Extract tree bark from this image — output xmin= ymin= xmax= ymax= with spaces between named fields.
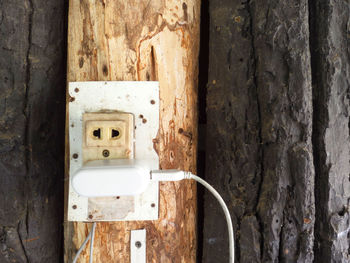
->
xmin=0 ymin=0 xmax=66 ymax=262
xmin=65 ymin=0 xmax=200 ymax=262
xmin=205 ymin=0 xmax=350 ymax=262
xmin=311 ymin=1 xmax=350 ymax=262
xmin=205 ymin=0 xmax=315 ymax=262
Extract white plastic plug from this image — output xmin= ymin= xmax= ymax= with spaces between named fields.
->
xmin=72 ymin=159 xmax=150 ymax=197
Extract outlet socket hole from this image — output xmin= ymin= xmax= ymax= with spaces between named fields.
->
xmin=93 ymin=128 xmax=101 ymax=139
xmin=111 ymin=128 xmax=121 ymax=139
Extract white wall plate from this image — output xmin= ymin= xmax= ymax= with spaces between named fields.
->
xmin=67 ymin=81 xmax=159 ymax=221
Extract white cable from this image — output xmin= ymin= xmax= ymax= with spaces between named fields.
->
xmin=72 ymin=222 xmax=96 ymax=263
xmin=150 ymin=170 xmax=235 ymax=263
xmin=89 ymin=222 xmax=97 ymax=263
xmin=189 ymin=173 xmax=234 ymax=263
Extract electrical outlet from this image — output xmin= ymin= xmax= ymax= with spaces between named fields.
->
xmin=68 ymin=81 xmax=159 ymax=222
xmin=83 ymin=112 xmax=134 ymax=162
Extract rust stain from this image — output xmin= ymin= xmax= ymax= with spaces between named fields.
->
xmin=173 ymin=99 xmax=177 ymax=116
xmin=24 ymin=236 xmax=40 ymax=243
xmin=180 ymin=28 xmax=190 ymax=48
xmin=304 ymin=218 xmax=311 ymax=224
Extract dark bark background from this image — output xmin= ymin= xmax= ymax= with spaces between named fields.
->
xmin=203 ymin=0 xmax=350 ymax=262
xmin=0 ymin=0 xmax=350 ymax=262
xmin=0 ymin=0 xmax=66 ymax=262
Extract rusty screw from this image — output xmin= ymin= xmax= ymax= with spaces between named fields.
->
xmin=150 ymin=99 xmax=155 ymax=105
xmin=73 ymin=153 xmax=78 ymax=159
xmin=88 ymin=214 xmax=93 ymax=219
xmin=151 ymin=203 xmax=156 ymax=208
xmin=102 ymin=149 xmax=110 ymax=157
xmin=72 ymin=205 xmax=77 ymax=209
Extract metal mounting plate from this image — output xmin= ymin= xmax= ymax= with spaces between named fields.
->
xmin=130 ymin=229 xmax=146 ymax=263
xmin=67 ymin=81 xmax=159 ymax=221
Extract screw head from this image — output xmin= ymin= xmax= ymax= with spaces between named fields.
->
xmin=102 ymin=149 xmax=110 ymax=157
xmin=72 ymin=205 xmax=77 ymax=209
xmin=73 ymin=153 xmax=78 ymax=159
xmin=150 ymin=99 xmax=155 ymax=104
xmin=135 ymin=241 xmax=142 ymax=248
xmin=151 ymin=203 xmax=155 ymax=208
xmin=88 ymin=214 xmax=93 ymax=219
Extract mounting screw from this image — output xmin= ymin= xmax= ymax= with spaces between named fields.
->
xmin=150 ymin=99 xmax=155 ymax=105
xmin=72 ymin=205 xmax=77 ymax=209
xmin=102 ymin=149 xmax=110 ymax=157
xmin=88 ymin=214 xmax=93 ymax=219
xmin=72 ymin=153 xmax=78 ymax=159
xmin=135 ymin=241 xmax=142 ymax=248
xmin=151 ymin=203 xmax=156 ymax=208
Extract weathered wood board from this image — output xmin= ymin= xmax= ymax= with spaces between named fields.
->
xmin=64 ymin=0 xmax=200 ymax=262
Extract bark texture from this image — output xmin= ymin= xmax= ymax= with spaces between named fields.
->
xmin=65 ymin=0 xmax=200 ymax=262
xmin=0 ymin=0 xmax=66 ymax=262
xmin=311 ymin=1 xmax=350 ymax=262
xmin=203 ymin=0 xmax=350 ymax=262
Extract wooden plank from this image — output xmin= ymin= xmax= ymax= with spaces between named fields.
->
xmin=64 ymin=0 xmax=200 ymax=262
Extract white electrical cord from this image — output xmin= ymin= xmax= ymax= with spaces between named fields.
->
xmin=89 ymin=222 xmax=96 ymax=263
xmin=151 ymin=170 xmax=235 ymax=263
xmin=72 ymin=222 xmax=96 ymax=263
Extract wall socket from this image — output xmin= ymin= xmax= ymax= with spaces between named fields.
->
xmin=68 ymin=81 xmax=159 ymax=221
xmin=83 ymin=112 xmax=134 ymax=162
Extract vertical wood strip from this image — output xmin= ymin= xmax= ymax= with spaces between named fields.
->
xmin=64 ymin=0 xmax=200 ymax=262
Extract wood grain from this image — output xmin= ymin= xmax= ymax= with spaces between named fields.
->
xmin=64 ymin=0 xmax=200 ymax=262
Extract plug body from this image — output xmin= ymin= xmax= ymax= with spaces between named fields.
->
xmin=72 ymin=159 xmax=150 ymax=197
